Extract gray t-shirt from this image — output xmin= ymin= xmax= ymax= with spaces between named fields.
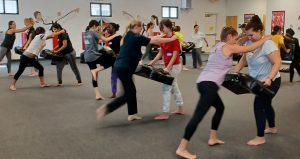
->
xmin=245 ymin=40 xmax=280 ymax=81
xmin=84 ymin=31 xmax=101 ymax=62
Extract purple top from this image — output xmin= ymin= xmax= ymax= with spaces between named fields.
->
xmin=197 ymin=42 xmax=233 ymax=86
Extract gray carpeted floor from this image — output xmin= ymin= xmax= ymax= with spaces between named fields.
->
xmin=0 ymin=55 xmax=300 ymax=159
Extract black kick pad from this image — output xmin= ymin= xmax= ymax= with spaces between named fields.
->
xmin=182 ymin=42 xmax=195 ymax=52
xmin=40 ymin=49 xmax=64 ymax=61
xmin=134 ymin=65 xmax=174 ymax=85
xmin=222 ymin=73 xmax=275 ymax=98
xmin=14 ymin=46 xmax=24 ymax=55
xmin=14 ymin=46 xmax=34 ymax=67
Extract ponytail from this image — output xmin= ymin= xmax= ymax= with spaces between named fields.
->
xmin=121 ymin=19 xmax=142 ymax=45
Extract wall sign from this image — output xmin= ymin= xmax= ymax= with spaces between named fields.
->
xmin=271 ymin=11 xmax=285 ymax=34
xmin=244 ymin=14 xmax=255 ymax=23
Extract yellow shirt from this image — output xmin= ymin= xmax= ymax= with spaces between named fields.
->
xmin=272 ymin=34 xmax=284 ymax=49
xmin=174 ymin=31 xmax=184 ymax=48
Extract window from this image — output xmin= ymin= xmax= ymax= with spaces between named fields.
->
xmin=0 ymin=0 xmax=19 ymax=14
xmin=90 ymin=3 xmax=112 ymax=17
xmin=162 ymin=6 xmax=178 ymax=19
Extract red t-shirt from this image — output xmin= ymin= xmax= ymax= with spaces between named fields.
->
xmin=160 ymin=34 xmax=181 ymax=67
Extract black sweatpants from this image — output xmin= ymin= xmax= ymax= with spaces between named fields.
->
xmin=183 ymin=81 xmax=224 ymax=141
xmin=14 ymin=55 xmax=44 ymax=80
xmin=289 ymin=57 xmax=300 ymax=82
xmin=254 ymin=77 xmax=281 ymax=137
xmin=106 ymin=66 xmax=138 ymax=115
xmin=181 ymin=51 xmax=186 ymax=65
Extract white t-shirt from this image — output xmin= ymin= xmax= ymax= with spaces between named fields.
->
xmin=25 ymin=34 xmax=47 ymax=56
xmin=192 ymin=31 xmax=205 ymax=48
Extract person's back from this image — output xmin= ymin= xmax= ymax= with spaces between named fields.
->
xmin=197 ymin=42 xmax=232 ymax=86
xmin=174 ymin=31 xmax=184 ymax=48
xmin=24 ymin=34 xmax=46 ymax=56
xmin=291 ymin=37 xmax=300 ymax=59
xmin=84 ymin=31 xmax=100 ymax=62
xmin=272 ymin=34 xmax=284 ymax=50
xmin=116 ymin=31 xmax=149 ymax=71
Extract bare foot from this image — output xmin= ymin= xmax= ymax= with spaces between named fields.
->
xmin=96 ymin=104 xmax=108 ymax=122
xmin=74 ymin=82 xmax=82 ymax=86
xmin=40 ymin=84 xmax=50 ymax=88
xmin=109 ymin=93 xmax=117 ymax=99
xmin=128 ymin=114 xmax=143 ymax=121
xmin=208 ymin=138 xmax=225 ymax=146
xmin=9 ymin=85 xmax=16 ymax=91
xmin=176 ymin=149 xmax=197 ymax=159
xmin=28 ymin=73 xmax=38 ymax=77
xmin=247 ymin=137 xmax=266 ymax=146
xmin=96 ymin=96 xmax=105 ymax=100
xmin=265 ymin=127 xmax=278 ymax=134
xmin=171 ymin=106 xmax=184 ymax=115
xmin=154 ymin=113 xmax=169 ymax=120
xmin=56 ymin=84 xmax=63 ymax=87
xmin=8 ymin=73 xmax=14 ymax=77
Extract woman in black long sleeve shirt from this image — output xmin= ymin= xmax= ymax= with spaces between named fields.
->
xmin=96 ymin=19 xmax=177 ymax=122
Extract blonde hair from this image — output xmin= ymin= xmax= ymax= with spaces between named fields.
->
xmin=121 ymin=19 xmax=142 ymax=45
xmin=24 ymin=17 xmax=35 ymax=25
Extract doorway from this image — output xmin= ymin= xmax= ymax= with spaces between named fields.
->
xmin=226 ymin=16 xmax=238 ymax=31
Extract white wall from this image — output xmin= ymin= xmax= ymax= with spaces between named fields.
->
xmin=226 ymin=0 xmax=300 ymax=40
xmin=226 ymin=0 xmax=267 ymax=33
xmin=0 ymin=0 xmax=227 ymax=59
xmin=177 ymin=0 xmax=227 ymax=42
xmin=1 ymin=0 xmax=300 ymax=60
xmin=266 ymin=0 xmax=300 ymax=39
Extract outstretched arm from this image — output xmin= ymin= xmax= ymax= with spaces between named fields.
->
xmin=46 ymin=29 xmax=65 ymax=39
xmin=224 ymin=35 xmax=271 ymax=56
xmin=149 ymin=35 xmax=178 ymax=45
xmin=8 ymin=25 xmax=32 ymax=34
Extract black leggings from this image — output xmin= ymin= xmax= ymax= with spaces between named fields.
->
xmin=181 ymin=51 xmax=186 ymax=65
xmin=289 ymin=57 xmax=300 ymax=82
xmin=183 ymin=81 xmax=224 ymax=141
xmin=14 ymin=55 xmax=44 ymax=80
xmin=106 ymin=66 xmax=137 ymax=115
xmin=86 ymin=55 xmax=116 ymax=88
xmin=254 ymin=77 xmax=281 ymax=137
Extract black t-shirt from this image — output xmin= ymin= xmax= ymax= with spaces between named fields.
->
xmin=58 ymin=33 xmax=74 ymax=54
xmin=292 ymin=38 xmax=300 ymax=59
xmin=0 ymin=30 xmax=16 ymax=49
xmin=109 ymin=35 xmax=122 ymax=55
xmin=27 ymin=27 xmax=35 ymax=40
xmin=284 ymin=37 xmax=300 ymax=59
xmin=114 ymin=31 xmax=150 ymax=72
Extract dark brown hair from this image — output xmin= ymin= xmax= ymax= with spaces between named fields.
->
xmin=159 ymin=19 xmax=173 ymax=32
xmin=151 ymin=15 xmax=159 ymax=26
xmin=271 ymin=25 xmax=281 ymax=35
xmin=8 ymin=21 xmax=14 ymax=29
xmin=173 ymin=26 xmax=181 ymax=32
xmin=220 ymin=26 xmax=238 ymax=42
xmin=146 ymin=22 xmax=153 ymax=30
xmin=245 ymin=15 xmax=264 ymax=32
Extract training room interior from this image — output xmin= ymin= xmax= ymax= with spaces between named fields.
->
xmin=0 ymin=0 xmax=300 ymax=158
